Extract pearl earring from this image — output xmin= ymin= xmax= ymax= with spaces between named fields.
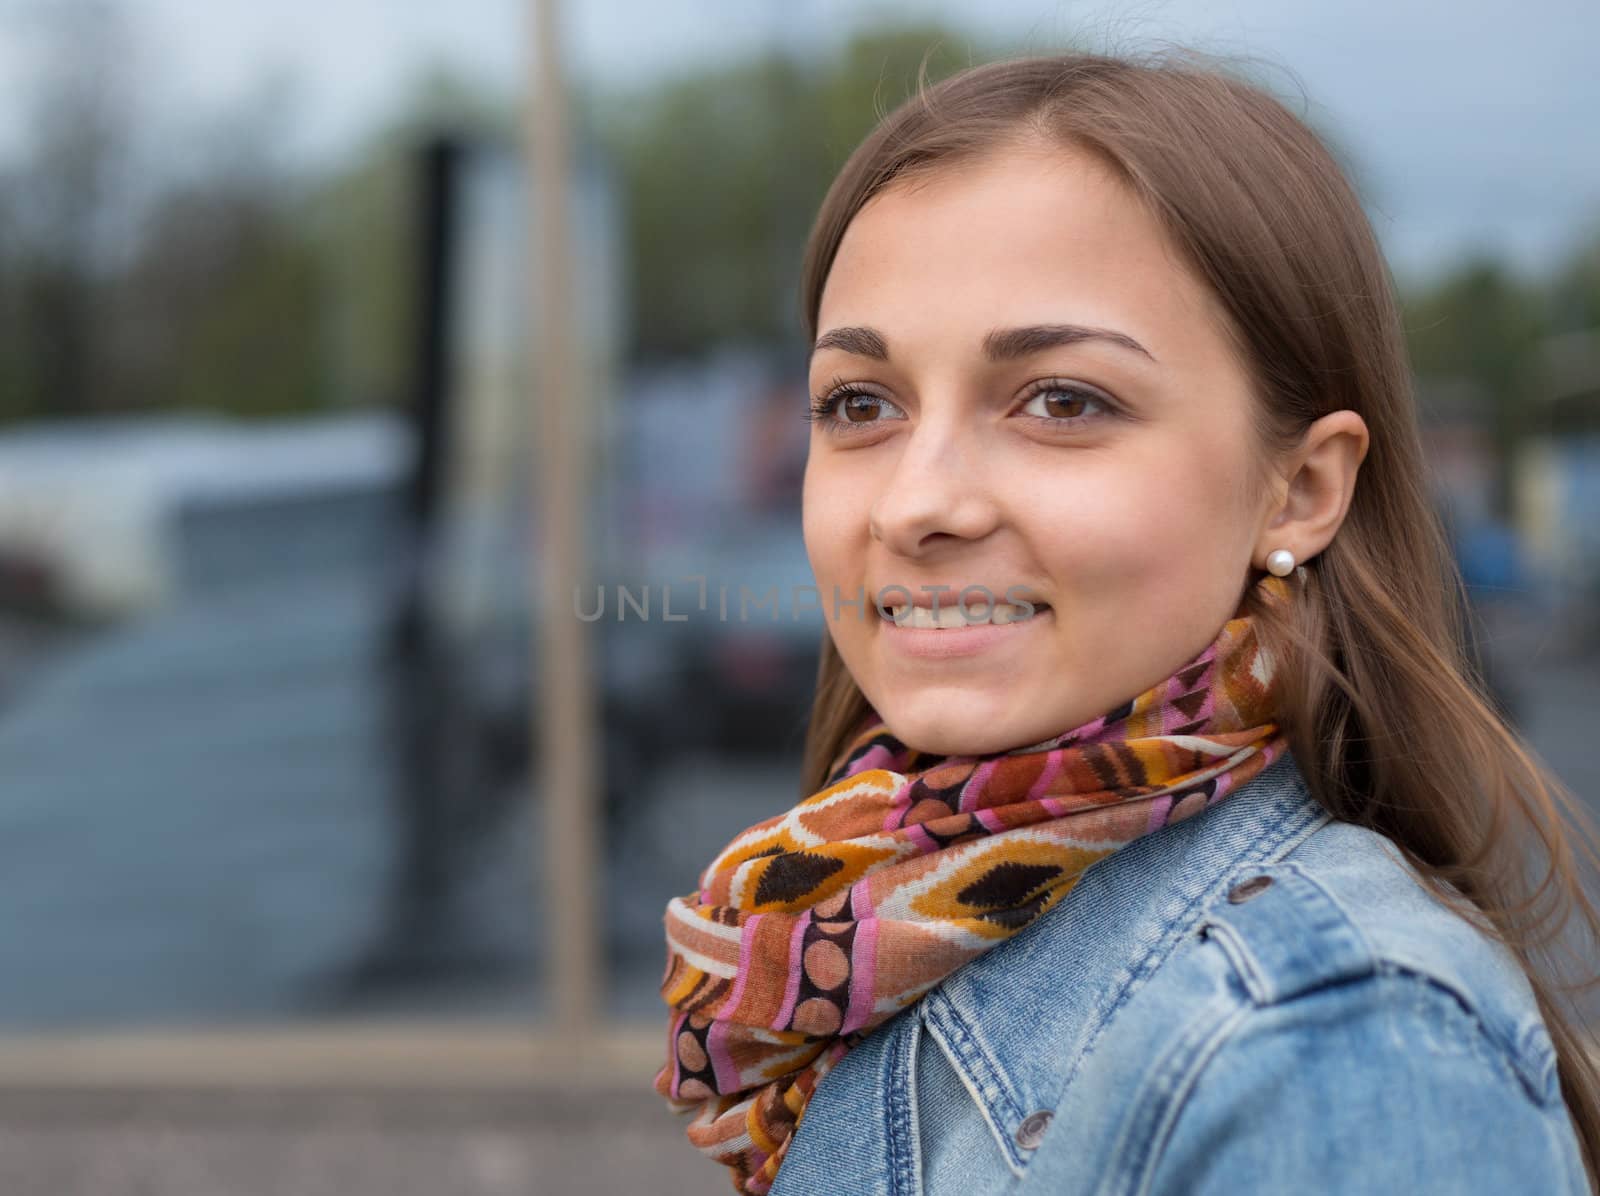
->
xmin=1265 ymin=549 xmax=1296 ymax=577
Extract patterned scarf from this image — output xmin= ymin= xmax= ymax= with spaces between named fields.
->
xmin=655 ymin=571 xmax=1295 ymax=1193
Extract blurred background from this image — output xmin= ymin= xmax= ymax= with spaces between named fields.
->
xmin=0 ymin=0 xmax=1595 ymax=1192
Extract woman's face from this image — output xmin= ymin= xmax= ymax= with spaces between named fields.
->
xmin=802 ymin=140 xmax=1282 ymax=757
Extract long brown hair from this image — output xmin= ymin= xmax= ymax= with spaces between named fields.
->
xmin=794 ymin=48 xmax=1600 ymax=1186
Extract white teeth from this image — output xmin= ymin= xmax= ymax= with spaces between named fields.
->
xmin=887 ymin=602 xmax=1044 ymax=629
xmin=990 ymin=603 xmax=1041 ymax=625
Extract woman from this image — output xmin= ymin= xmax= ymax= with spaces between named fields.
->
xmin=654 ymin=49 xmax=1600 ymax=1194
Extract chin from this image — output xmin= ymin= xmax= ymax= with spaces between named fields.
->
xmin=876 ymin=692 xmax=1048 ymax=758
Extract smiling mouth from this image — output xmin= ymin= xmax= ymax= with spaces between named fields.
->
xmin=881 ymin=601 xmax=1052 ymax=629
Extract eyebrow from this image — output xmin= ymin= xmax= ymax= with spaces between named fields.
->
xmin=810 ymin=323 xmax=1157 ymax=364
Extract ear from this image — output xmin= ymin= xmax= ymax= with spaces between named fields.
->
xmin=1254 ymin=410 xmax=1370 ymax=570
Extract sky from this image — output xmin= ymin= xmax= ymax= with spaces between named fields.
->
xmin=8 ymin=0 xmax=1600 ymax=285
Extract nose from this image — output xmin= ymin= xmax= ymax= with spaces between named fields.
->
xmin=867 ymin=418 xmax=1001 ymax=557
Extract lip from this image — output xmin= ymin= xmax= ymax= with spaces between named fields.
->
xmin=878 ymin=606 xmax=1054 ymax=659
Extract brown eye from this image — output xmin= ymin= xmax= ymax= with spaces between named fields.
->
xmin=807 ymin=385 xmax=907 ymax=435
xmin=1042 ymin=393 xmax=1090 ymax=418
xmin=842 ymin=395 xmax=882 ymax=423
xmin=1020 ymin=384 xmax=1112 ymax=425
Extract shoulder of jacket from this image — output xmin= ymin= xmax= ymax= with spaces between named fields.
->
xmin=1195 ymin=816 xmax=1560 ymax=1106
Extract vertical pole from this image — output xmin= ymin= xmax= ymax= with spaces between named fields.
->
xmin=526 ymin=0 xmax=600 ymax=1036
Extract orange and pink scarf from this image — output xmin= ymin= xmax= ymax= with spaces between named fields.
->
xmin=656 ymin=571 xmax=1294 ymax=1193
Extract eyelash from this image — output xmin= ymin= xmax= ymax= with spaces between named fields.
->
xmin=805 ymin=375 xmax=1118 ymax=436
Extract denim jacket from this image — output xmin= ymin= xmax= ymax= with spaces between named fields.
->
xmin=770 ymin=750 xmax=1590 ymax=1195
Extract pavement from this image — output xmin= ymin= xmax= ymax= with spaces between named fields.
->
xmin=0 ymin=1087 xmax=726 ymax=1196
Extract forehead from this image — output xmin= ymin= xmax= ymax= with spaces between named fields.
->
xmin=815 ymin=143 xmax=1231 ymax=364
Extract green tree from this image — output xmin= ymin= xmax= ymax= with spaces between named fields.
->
xmin=104 ymin=68 xmax=337 ymax=419
xmin=1402 ymin=258 xmax=1548 ymax=519
xmin=117 ymin=177 xmax=330 ymax=417
xmin=306 ymin=62 xmax=517 ymax=411
xmin=1547 ymin=221 xmax=1600 ymax=336
xmin=0 ymin=0 xmax=137 ymax=421
xmin=593 ymin=26 xmax=993 ymax=363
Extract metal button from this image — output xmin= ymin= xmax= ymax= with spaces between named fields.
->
xmin=1015 ymin=1109 xmax=1054 ymax=1149
xmin=1227 ymin=875 xmax=1273 ymax=903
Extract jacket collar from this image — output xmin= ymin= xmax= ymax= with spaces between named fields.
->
xmin=916 ymin=748 xmax=1330 ymax=1178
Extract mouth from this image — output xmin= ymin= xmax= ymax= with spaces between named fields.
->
xmin=879 ymin=600 xmax=1052 ymax=629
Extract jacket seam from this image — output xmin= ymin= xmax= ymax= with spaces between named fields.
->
xmin=1285 ymin=858 xmax=1379 ymax=962
xmin=1198 ymin=868 xmax=1541 ymax=1093
xmin=1123 ymin=967 xmax=1575 ymax=1196
xmin=1373 ymin=959 xmax=1556 ymax=1106
xmin=1519 ymin=1019 xmax=1562 ymax=1108
xmin=922 ymin=995 xmax=1029 ymax=1179
xmin=888 ymin=1007 xmax=921 ymax=1196
xmin=1542 ymin=1094 xmax=1591 ymax=1190
xmin=1277 ymin=854 xmax=1553 ymax=1105
xmin=1118 ymin=997 xmax=1253 ymax=1196
xmin=1053 ymin=791 xmax=1329 ymax=1094
xmin=1326 ymin=834 xmax=1544 ymax=1077
xmin=1194 ymin=918 xmax=1267 ymax=1003
xmin=1199 ymin=861 xmax=1378 ymax=1007
xmin=1268 ymin=799 xmax=1335 ymax=863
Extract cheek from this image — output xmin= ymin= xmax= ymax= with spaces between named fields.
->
xmin=801 ymin=453 xmax=866 ymax=588
xmin=1026 ymin=433 xmax=1254 ymax=591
